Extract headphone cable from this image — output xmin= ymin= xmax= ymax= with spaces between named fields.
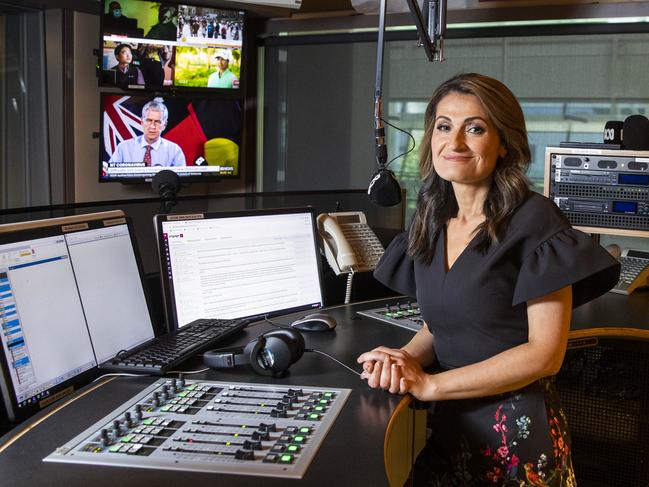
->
xmin=305 ymin=348 xmax=362 ymax=377
xmin=263 ymin=315 xmax=292 ymax=329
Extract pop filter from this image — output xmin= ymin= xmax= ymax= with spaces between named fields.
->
xmin=152 ymin=170 xmax=181 ymax=214
xmin=368 ymin=167 xmax=402 ymax=207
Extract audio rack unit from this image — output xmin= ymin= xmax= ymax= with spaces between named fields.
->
xmin=545 ymin=147 xmax=649 ymax=237
xmin=44 ymin=379 xmax=350 ymax=478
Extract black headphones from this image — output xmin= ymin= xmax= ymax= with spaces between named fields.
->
xmin=203 ymin=329 xmax=305 ymax=377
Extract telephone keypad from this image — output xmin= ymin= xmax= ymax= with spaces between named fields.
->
xmin=341 ymin=224 xmax=384 ymax=271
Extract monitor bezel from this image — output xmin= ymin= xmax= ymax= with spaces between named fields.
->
xmin=98 ymin=91 xmax=245 ymax=184
xmin=153 ymin=207 xmax=326 ymax=332
xmin=0 ymin=213 xmax=155 ymax=423
xmin=98 ymin=0 xmax=247 ymax=94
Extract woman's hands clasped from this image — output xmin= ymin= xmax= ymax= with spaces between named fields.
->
xmin=357 ymin=346 xmax=433 ymax=400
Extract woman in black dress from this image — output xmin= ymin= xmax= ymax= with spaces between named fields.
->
xmin=357 ymin=73 xmax=620 ymax=486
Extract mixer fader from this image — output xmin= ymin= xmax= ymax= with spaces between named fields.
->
xmin=44 ymin=378 xmax=350 ymax=478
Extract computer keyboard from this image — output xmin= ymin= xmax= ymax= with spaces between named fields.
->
xmin=102 ymin=318 xmax=249 ymax=375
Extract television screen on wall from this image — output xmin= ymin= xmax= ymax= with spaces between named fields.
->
xmin=99 ymin=0 xmax=245 ymax=91
xmin=99 ymin=93 xmax=244 ymax=183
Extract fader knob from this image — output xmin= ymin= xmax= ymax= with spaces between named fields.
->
xmin=152 ymin=392 xmax=160 ymax=407
xmin=100 ymin=428 xmax=110 ymax=447
xmin=135 ymin=404 xmax=143 ymax=420
xmin=124 ymin=411 xmax=133 ymax=427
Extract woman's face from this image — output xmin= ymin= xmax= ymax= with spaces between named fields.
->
xmin=430 ymin=92 xmax=506 ymax=188
xmin=116 ymin=47 xmax=132 ymax=64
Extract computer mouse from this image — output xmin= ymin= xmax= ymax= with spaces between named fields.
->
xmin=290 ymin=313 xmax=337 ymax=332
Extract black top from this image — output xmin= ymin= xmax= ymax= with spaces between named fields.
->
xmin=374 ymin=192 xmax=621 ymax=370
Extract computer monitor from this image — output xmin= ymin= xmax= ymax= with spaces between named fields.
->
xmin=100 ymin=0 xmax=245 ymax=92
xmin=99 ymin=93 xmax=243 ymax=183
xmin=154 ymin=207 xmax=325 ymax=329
xmin=0 ymin=212 xmax=155 ymax=422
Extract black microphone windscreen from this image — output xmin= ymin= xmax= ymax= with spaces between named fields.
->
xmin=152 ymin=169 xmax=181 ymax=197
xmin=623 ymin=115 xmax=649 ymax=150
xmin=368 ymin=169 xmax=402 ymax=207
xmin=603 ymin=120 xmax=623 ymax=145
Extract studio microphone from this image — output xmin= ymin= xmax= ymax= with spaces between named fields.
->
xmin=368 ymin=96 xmax=402 ymax=207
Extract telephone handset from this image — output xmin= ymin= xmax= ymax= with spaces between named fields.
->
xmin=317 ymin=211 xmax=385 ymax=275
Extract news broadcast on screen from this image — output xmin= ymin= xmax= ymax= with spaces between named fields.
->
xmin=100 ymin=93 xmax=243 ymax=182
xmin=100 ymin=0 xmax=244 ymax=91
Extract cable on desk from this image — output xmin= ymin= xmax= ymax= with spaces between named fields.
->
xmin=166 ymin=367 xmax=210 ymax=375
xmin=92 ymin=372 xmax=152 ymax=383
xmin=0 ymin=376 xmax=118 ymax=454
xmin=305 ymin=348 xmax=362 ymax=376
xmin=263 ymin=315 xmax=291 ymax=329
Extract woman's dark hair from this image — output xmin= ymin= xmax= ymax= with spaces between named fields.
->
xmin=408 ymin=73 xmax=531 ymax=263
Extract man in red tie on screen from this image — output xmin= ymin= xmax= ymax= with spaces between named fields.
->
xmin=109 ymin=98 xmax=186 ymax=167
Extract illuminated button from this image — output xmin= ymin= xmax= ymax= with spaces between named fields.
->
xmin=160 ymin=405 xmax=171 ymax=412
xmin=314 ymin=406 xmax=325 ymax=412
xmin=108 ymin=444 xmax=122 ymax=453
xmin=120 ymin=435 xmax=134 ymax=443
xmin=143 ymin=419 xmax=154 ymax=425
xmin=287 ymin=444 xmax=301 ymax=453
xmin=323 ymin=392 xmax=334 ymax=398
xmin=308 ymin=413 xmax=321 ymax=420
xmin=299 ymin=427 xmax=311 ymax=434
xmin=279 ymin=454 xmax=294 ymax=464
xmin=293 ymin=435 xmax=306 ymax=444
xmin=318 ymin=399 xmax=330 ymax=405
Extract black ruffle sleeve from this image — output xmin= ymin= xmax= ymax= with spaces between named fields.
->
xmin=373 ymin=232 xmax=417 ymax=299
xmin=512 ymin=227 xmax=620 ymax=308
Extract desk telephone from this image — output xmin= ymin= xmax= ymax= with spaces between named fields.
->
xmin=611 ymin=249 xmax=649 ymax=295
xmin=316 ymin=211 xmax=384 ymax=275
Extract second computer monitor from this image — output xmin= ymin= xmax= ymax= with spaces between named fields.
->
xmin=154 ymin=207 xmax=325 ymax=329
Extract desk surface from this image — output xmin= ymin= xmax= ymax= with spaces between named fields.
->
xmin=2 ymin=292 xmax=648 ymax=487
xmin=568 ymin=288 xmax=649 ymax=339
xmin=0 ymin=302 xmax=416 ymax=487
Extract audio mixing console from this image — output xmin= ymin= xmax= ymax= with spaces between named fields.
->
xmin=357 ymin=301 xmax=423 ymax=332
xmin=44 ymin=379 xmax=350 ymax=479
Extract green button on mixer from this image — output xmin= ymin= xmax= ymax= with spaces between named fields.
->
xmin=279 ymin=454 xmax=294 ymax=464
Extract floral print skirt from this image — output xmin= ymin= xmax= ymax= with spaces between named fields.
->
xmin=412 ymin=379 xmax=576 ymax=486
